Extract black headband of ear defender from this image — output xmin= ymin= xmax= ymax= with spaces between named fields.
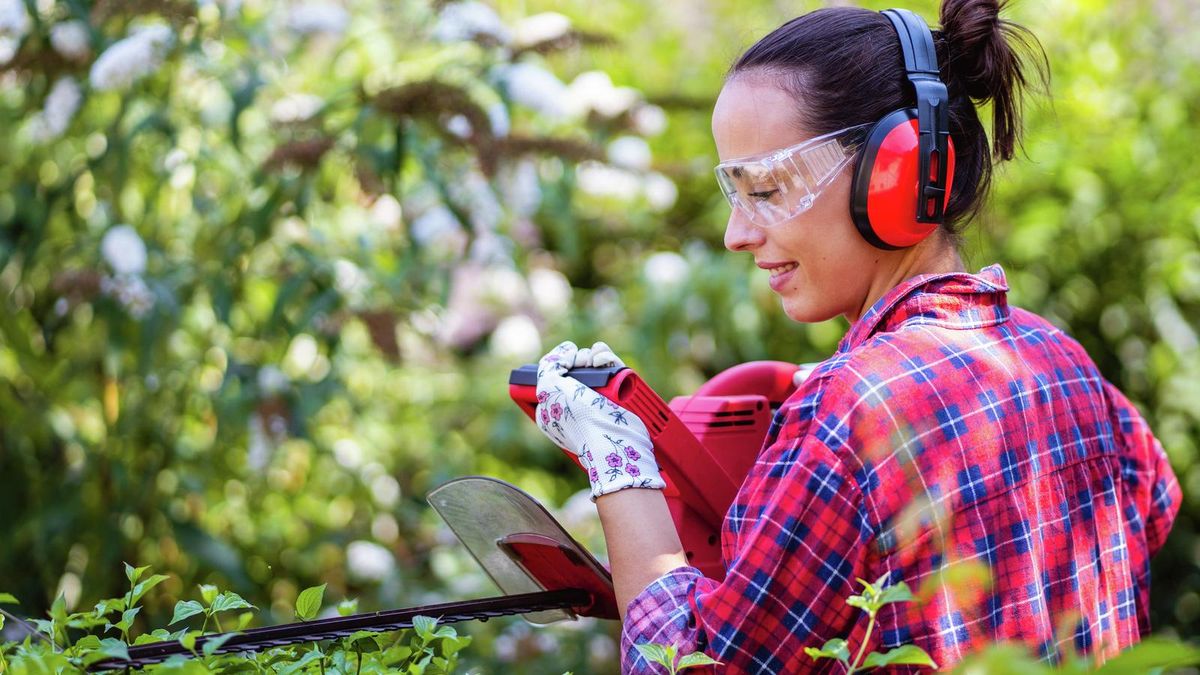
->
xmin=880 ymin=8 xmax=951 ymax=224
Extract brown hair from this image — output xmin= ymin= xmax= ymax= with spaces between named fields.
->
xmin=730 ymin=0 xmax=1049 ymax=234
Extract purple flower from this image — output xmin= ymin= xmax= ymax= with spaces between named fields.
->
xmin=551 ymin=403 xmax=563 ymax=420
xmin=588 ymin=467 xmax=599 ymax=482
xmin=624 ymin=446 xmax=640 ymax=461
xmin=540 ymin=407 xmax=549 ymax=424
xmin=584 ymin=450 xmax=593 ymax=462
xmin=606 ymin=453 xmax=622 ymax=468
xmin=536 ymin=391 xmax=549 ymax=403
xmin=626 ymin=463 xmax=640 ymax=477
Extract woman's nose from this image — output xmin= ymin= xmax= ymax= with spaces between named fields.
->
xmin=724 ymin=209 xmax=765 ymax=252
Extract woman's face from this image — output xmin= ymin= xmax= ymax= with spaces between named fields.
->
xmin=713 ymin=75 xmax=886 ymax=324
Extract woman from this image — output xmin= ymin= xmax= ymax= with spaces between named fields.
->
xmin=533 ymin=0 xmax=1179 ymax=671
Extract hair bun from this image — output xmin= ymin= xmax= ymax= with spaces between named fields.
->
xmin=939 ymin=0 xmax=1047 ymax=160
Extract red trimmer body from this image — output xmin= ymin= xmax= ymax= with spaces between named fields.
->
xmin=508 ymin=361 xmax=799 ymax=579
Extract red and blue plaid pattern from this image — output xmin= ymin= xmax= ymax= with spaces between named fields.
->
xmin=621 ymin=265 xmax=1180 ymax=673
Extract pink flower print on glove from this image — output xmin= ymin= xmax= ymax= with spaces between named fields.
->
xmin=540 ymin=407 xmax=550 ymax=425
xmin=626 ymin=463 xmax=641 ymax=477
xmin=624 ymin=446 xmax=640 ymax=462
xmin=588 ymin=467 xmax=599 ymax=482
xmin=551 ymin=403 xmax=563 ymax=420
xmin=606 ymin=453 xmax=622 ymax=468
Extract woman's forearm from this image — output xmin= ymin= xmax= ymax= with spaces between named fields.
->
xmin=595 ymin=488 xmax=690 ymax=620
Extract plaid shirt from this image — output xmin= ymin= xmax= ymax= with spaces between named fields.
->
xmin=621 ymin=264 xmax=1180 ymax=673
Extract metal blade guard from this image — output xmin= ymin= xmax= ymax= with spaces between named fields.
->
xmin=427 ymin=476 xmax=618 ymax=624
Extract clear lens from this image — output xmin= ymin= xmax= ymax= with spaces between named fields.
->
xmin=714 ymin=124 xmax=869 ymax=226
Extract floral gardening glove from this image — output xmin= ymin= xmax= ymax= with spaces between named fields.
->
xmin=535 ymin=341 xmax=665 ymax=499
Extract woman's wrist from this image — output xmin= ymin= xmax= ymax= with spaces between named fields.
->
xmin=595 ymin=488 xmax=689 ymax=620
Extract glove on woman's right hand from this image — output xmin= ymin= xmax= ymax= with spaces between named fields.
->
xmin=534 ymin=341 xmax=665 ymax=500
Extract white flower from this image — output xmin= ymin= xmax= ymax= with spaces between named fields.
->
xmin=493 ymin=634 xmax=518 ymax=662
xmin=247 ymin=414 xmax=272 ymax=470
xmin=371 ymin=474 xmax=400 ymax=507
xmin=643 ymin=172 xmax=678 ymax=211
xmin=333 ymin=258 xmax=370 ymax=303
xmin=498 ymin=160 xmax=541 ymax=217
xmin=588 ymin=634 xmax=616 ymax=662
xmin=89 ymin=24 xmax=174 ymax=92
xmin=346 ymin=540 xmax=395 ymax=583
xmin=445 ymin=114 xmax=472 ymax=138
xmin=49 ymin=20 xmax=90 ymax=61
xmin=567 ymin=71 xmax=638 ymax=118
xmin=101 ymin=224 xmax=147 ymax=275
xmin=29 ymin=77 xmax=82 ymax=142
xmin=489 ymin=314 xmax=541 ymax=361
xmin=486 ymin=101 xmax=509 ymax=137
xmin=502 ymin=62 xmax=569 ymax=119
xmin=643 ymin=251 xmax=689 ymax=287
xmin=287 ymin=2 xmax=349 ymax=36
xmin=632 ymin=104 xmax=667 ymax=136
xmin=409 ymin=204 xmax=463 ymax=246
xmin=256 ymin=365 xmax=290 ymax=395
xmin=528 ymin=267 xmax=571 ymax=319
xmin=557 ymin=488 xmax=596 ymax=530
xmin=333 ymin=438 xmax=363 ymax=468
xmin=432 ymin=1 xmax=510 ymax=45
xmin=101 ymin=274 xmax=155 ymax=318
xmin=369 ymin=194 xmax=402 ymax=231
xmin=512 ymin=12 xmax=570 ymax=48
xmin=450 ymin=170 xmax=502 ymax=232
xmin=576 ymin=161 xmax=639 ymax=200
xmin=0 ymin=0 xmax=29 ymax=65
xmin=606 ymin=136 xmax=652 ymax=171
xmin=269 ymin=93 xmax=324 ymax=123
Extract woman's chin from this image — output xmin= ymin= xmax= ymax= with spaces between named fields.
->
xmin=780 ymin=294 xmax=841 ymax=324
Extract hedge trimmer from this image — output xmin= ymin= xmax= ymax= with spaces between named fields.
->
xmin=86 ymin=361 xmax=799 ymax=670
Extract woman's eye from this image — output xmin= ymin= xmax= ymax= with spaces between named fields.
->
xmin=748 ymin=189 xmax=778 ymax=202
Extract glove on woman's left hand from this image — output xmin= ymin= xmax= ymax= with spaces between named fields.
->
xmin=535 ymin=341 xmax=665 ymax=499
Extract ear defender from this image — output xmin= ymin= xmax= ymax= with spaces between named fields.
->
xmin=850 ymin=8 xmax=956 ymax=250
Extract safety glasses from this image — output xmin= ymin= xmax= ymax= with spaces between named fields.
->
xmin=714 ymin=123 xmax=871 ymax=226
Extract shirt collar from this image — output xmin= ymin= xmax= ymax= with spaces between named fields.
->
xmin=837 ymin=264 xmax=1011 ymax=354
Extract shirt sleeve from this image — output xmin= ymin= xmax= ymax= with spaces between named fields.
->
xmin=1105 ymin=380 xmax=1181 ymax=556
xmin=620 ymin=426 xmax=871 ymax=672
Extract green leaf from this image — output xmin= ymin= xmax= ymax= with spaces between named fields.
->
xmin=295 ymin=583 xmax=326 ymax=621
xmin=98 ymin=638 xmax=131 ymax=662
xmin=345 ymin=630 xmax=381 ymax=653
xmin=199 ymin=584 xmax=219 ymax=606
xmin=846 ymin=594 xmax=874 ymax=613
xmin=862 ymin=644 xmax=938 ymax=669
xmin=180 ymin=630 xmax=202 ymax=655
xmin=94 ymin=597 xmax=127 ymax=616
xmin=277 ymin=648 xmax=324 ymax=675
xmin=337 ymin=598 xmax=359 ymax=616
xmin=170 ymin=600 xmax=205 ymax=625
xmin=634 ymin=642 xmax=673 ymax=669
xmin=1095 ymin=637 xmax=1200 ymax=672
xmin=876 ymin=581 xmax=915 ymax=606
xmin=236 ymin=611 xmax=254 ymax=630
xmin=124 ymin=563 xmax=150 ymax=585
xmin=202 ymin=631 xmax=239 ymax=657
xmin=0 ymin=592 xmax=18 ymax=604
xmin=804 ymin=638 xmax=850 ymax=664
xmin=112 ymin=606 xmax=141 ymax=633
xmin=412 ymin=615 xmax=436 ymax=641
xmin=677 ymin=651 xmax=723 ymax=669
xmin=211 ymin=591 xmax=255 ymax=614
xmin=130 ymin=574 xmax=170 ymax=605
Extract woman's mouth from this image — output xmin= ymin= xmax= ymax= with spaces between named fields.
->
xmin=764 ymin=262 xmax=798 ymax=291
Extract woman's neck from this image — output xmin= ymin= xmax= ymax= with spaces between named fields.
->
xmin=847 ymin=233 xmax=966 ymax=324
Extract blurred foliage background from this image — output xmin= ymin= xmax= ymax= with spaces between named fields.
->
xmin=0 ymin=0 xmax=1196 ymax=672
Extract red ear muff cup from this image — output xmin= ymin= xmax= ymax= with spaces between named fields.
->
xmin=851 ymin=109 xmax=956 ymax=250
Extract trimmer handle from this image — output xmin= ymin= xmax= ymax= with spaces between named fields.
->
xmin=508 ymin=364 xmax=739 ymax=528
